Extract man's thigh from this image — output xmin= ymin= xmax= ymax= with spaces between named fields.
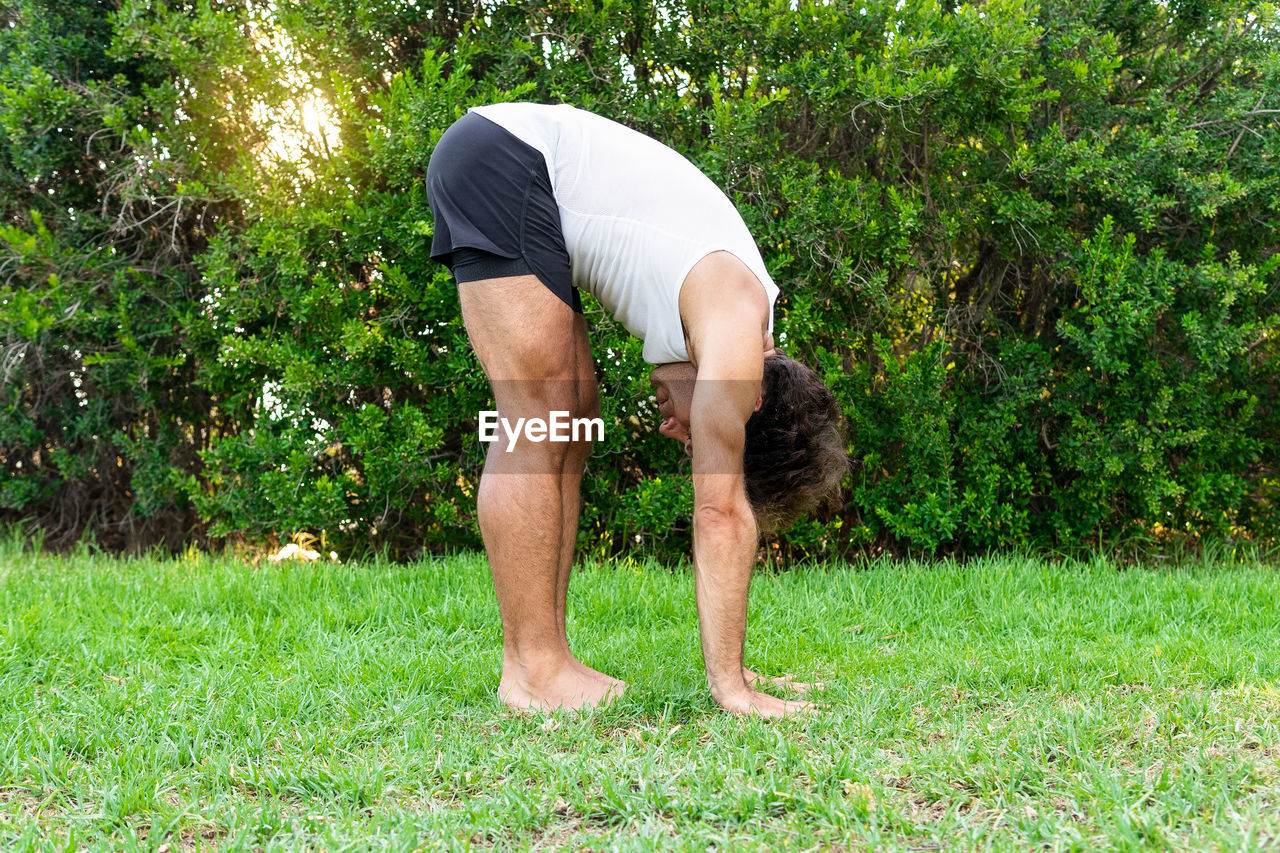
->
xmin=458 ymin=274 xmax=582 ymax=397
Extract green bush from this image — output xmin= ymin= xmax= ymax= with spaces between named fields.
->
xmin=2 ymin=0 xmax=1276 ymax=558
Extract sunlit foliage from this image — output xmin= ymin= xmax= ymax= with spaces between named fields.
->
xmin=1 ymin=0 xmax=1276 ymax=558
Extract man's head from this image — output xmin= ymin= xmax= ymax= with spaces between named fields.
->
xmin=743 ymin=353 xmax=847 ymax=532
xmin=649 ymin=354 xmax=847 ymax=532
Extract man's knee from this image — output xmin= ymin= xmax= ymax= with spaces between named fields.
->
xmin=575 ymin=384 xmax=601 ymax=426
xmin=492 ymin=346 xmax=596 ymax=420
xmin=492 ymin=376 xmax=585 ymax=419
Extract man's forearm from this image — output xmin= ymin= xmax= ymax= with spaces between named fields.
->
xmin=691 ymin=501 xmax=757 ymax=703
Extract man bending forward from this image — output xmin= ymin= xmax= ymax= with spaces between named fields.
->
xmin=427 ymin=103 xmax=845 ymax=717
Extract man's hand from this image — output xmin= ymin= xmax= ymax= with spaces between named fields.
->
xmin=743 ymin=667 xmax=824 ymax=697
xmin=713 ymin=686 xmax=814 ymax=717
xmin=709 ymin=668 xmax=820 ymax=717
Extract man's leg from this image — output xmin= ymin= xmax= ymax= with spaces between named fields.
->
xmin=551 ymin=313 xmax=623 ymax=691
xmin=460 ymin=274 xmax=622 ymax=710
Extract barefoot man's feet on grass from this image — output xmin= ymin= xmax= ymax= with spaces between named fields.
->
xmin=427 ymin=103 xmax=845 ymax=717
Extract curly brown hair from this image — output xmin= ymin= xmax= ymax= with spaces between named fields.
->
xmin=743 ymin=353 xmax=848 ymax=533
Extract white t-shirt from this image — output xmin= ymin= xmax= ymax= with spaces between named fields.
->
xmin=469 ymin=102 xmax=779 ymax=365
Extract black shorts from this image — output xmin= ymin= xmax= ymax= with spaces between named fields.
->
xmin=426 ymin=111 xmax=581 ymax=312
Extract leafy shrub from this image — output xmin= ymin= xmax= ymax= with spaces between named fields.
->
xmin=2 ymin=0 xmax=1276 ymax=559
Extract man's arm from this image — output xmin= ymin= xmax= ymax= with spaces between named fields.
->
xmin=683 ymin=255 xmax=810 ymax=717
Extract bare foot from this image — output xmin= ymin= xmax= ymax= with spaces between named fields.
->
xmin=499 ymin=660 xmax=626 ymax=712
xmin=742 ymin=667 xmax=824 ymax=697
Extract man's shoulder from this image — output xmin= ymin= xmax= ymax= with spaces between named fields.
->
xmin=681 ymin=254 xmax=772 ymax=351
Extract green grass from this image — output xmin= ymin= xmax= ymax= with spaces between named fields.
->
xmin=0 ymin=539 xmax=1277 ymax=851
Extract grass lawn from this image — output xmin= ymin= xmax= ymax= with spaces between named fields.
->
xmin=1 ymin=540 xmax=1278 ymax=851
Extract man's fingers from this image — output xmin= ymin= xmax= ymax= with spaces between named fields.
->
xmin=743 ymin=668 xmax=825 ymax=695
xmin=776 ymin=676 xmax=825 ymax=695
